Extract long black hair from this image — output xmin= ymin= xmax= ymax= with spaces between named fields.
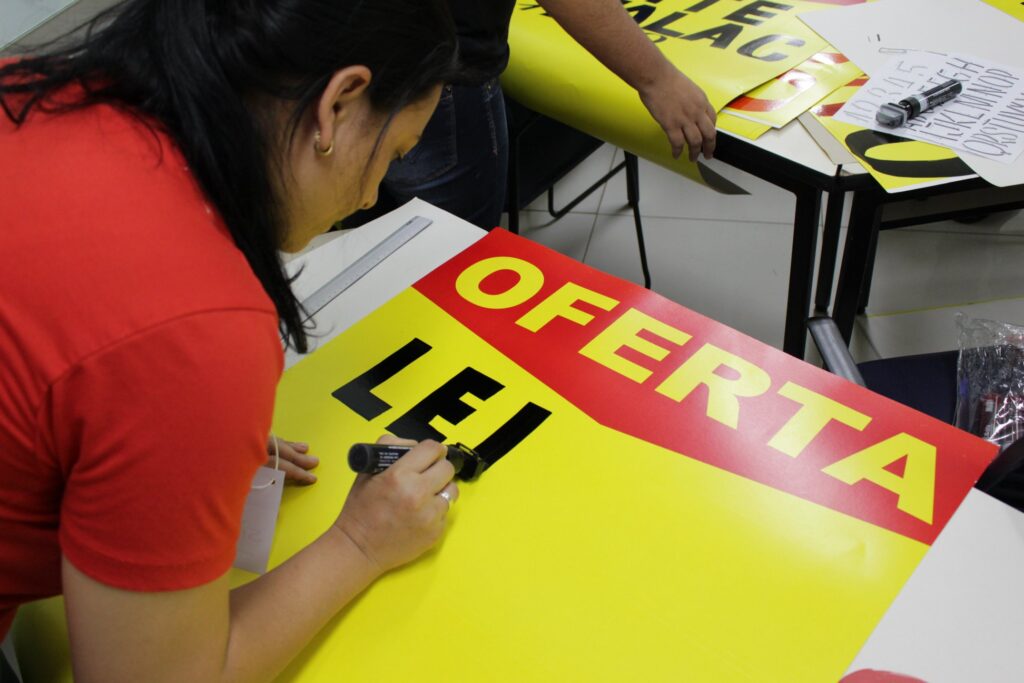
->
xmin=0 ymin=0 xmax=461 ymax=352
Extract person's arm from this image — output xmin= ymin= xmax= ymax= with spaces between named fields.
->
xmin=536 ymin=0 xmax=717 ymax=161
xmin=63 ymin=436 xmax=458 ymax=683
xmin=50 ymin=311 xmax=459 ymax=683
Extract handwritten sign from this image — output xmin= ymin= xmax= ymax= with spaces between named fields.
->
xmin=836 ymin=52 xmax=1024 ymax=165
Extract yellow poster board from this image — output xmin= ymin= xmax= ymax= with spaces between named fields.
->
xmin=717 ymin=111 xmax=773 ymax=140
xmin=725 ymin=50 xmax=862 ymax=130
xmin=11 ymin=228 xmax=997 ymax=682
xmin=504 ymin=0 xmax=829 ymax=180
xmin=266 ymin=295 xmax=920 ymax=681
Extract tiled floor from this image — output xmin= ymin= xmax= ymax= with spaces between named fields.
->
xmin=500 ymin=144 xmax=1024 ymax=365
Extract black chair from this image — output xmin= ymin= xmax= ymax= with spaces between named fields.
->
xmin=808 ymin=315 xmax=1024 ymax=509
xmin=503 ymin=95 xmax=652 ymax=288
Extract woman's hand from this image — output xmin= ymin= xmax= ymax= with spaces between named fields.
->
xmin=266 ymin=435 xmax=319 ymax=484
xmin=333 ymin=435 xmax=458 ymax=574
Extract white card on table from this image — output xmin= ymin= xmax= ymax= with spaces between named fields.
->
xmin=233 ymin=466 xmax=285 ymax=574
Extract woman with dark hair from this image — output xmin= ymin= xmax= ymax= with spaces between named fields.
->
xmin=0 ymin=1 xmax=463 ymax=680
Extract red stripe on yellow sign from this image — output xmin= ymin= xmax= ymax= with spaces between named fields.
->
xmin=414 ymin=230 xmax=996 ymax=544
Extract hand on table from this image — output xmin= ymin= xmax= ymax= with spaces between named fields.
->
xmin=638 ymin=67 xmax=718 ymax=162
xmin=266 ymin=435 xmax=319 ymax=485
xmin=333 ymin=435 xmax=458 ymax=574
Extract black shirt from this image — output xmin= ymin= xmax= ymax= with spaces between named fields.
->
xmin=451 ymin=0 xmax=517 ymax=84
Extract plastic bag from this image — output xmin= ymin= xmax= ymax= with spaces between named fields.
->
xmin=954 ymin=313 xmax=1024 ymax=450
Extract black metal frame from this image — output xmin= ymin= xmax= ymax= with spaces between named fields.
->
xmin=711 ymin=133 xmax=875 ymax=358
xmin=544 ymin=152 xmax=651 ymax=289
xmin=713 ymin=133 xmax=1024 ymax=359
xmin=505 ymin=101 xmax=652 ymax=288
xmin=547 ymin=158 xmax=627 ymax=220
xmin=830 ymin=178 xmax=1024 ymax=344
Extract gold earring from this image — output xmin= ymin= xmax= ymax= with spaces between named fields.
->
xmin=314 ymin=131 xmax=334 ymax=156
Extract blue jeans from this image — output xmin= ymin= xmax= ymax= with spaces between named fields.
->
xmin=372 ymin=78 xmax=509 ymax=230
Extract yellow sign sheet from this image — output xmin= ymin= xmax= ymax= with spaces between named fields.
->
xmin=504 ymin=0 xmax=828 ymax=179
xmin=725 ymin=50 xmax=862 ymax=130
xmin=267 ymin=230 xmax=990 ymax=681
xmin=12 ymin=229 xmax=996 ymax=682
xmin=717 ymin=110 xmax=773 ymax=139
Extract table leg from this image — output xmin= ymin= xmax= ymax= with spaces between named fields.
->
xmin=857 ymin=226 xmax=881 ymax=314
xmin=625 ymin=152 xmax=640 ymax=208
xmin=783 ymin=187 xmax=822 ymax=358
xmin=814 ymin=190 xmax=847 ymax=312
xmin=833 ymin=188 xmax=884 ymax=343
xmin=624 ymin=153 xmax=651 ymax=289
xmin=506 ymin=131 xmax=522 ymax=235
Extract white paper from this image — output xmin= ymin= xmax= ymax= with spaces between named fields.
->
xmin=798 ymin=0 xmax=1024 ymax=76
xmin=836 ymin=53 xmax=1024 ymax=165
xmin=233 ymin=466 xmax=285 ymax=574
xmin=845 ymin=489 xmax=1024 ymax=682
xmin=800 ymin=0 xmax=1024 ymax=186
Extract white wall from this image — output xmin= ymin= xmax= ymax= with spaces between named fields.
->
xmin=2 ymin=0 xmax=119 ymax=55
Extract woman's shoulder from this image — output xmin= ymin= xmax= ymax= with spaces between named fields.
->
xmin=4 ymin=99 xmax=193 ymax=202
xmin=6 ymin=102 xmax=262 ymax=282
xmin=0 ymin=102 xmax=278 ymax=377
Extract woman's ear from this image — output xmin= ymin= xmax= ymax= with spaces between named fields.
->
xmin=314 ymin=66 xmax=373 ymax=153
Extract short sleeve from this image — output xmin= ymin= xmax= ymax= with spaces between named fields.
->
xmin=44 ymin=309 xmax=282 ymax=591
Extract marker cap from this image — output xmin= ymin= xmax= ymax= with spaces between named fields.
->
xmin=875 ymin=102 xmax=907 ymax=128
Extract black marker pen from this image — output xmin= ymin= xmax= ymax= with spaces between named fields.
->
xmin=876 ymin=79 xmax=962 ymax=128
xmin=348 ymin=442 xmax=486 ymax=481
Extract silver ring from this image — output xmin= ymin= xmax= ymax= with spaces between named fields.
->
xmin=438 ymin=490 xmax=452 ymax=506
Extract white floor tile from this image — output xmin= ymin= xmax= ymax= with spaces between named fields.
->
xmin=850 ymin=317 xmax=882 ymax=364
xmin=598 ymin=149 xmax=796 ymax=225
xmin=584 ymin=213 xmax=793 ymax=348
xmin=860 ymin=298 xmax=1024 ymax=359
xmin=861 ymin=229 xmax=1024 ymax=315
xmin=499 ymin=209 xmax=596 ymax=263
xmin=524 ymin=143 xmax=618 ymax=215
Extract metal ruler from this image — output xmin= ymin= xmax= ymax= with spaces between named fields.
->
xmin=299 ymin=215 xmax=433 ymax=322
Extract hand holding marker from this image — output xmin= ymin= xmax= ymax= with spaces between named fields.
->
xmin=876 ymin=79 xmax=962 ymax=128
xmin=349 ymin=441 xmax=486 ymax=481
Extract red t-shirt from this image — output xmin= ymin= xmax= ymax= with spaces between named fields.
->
xmin=0 ymin=97 xmax=283 ymax=639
